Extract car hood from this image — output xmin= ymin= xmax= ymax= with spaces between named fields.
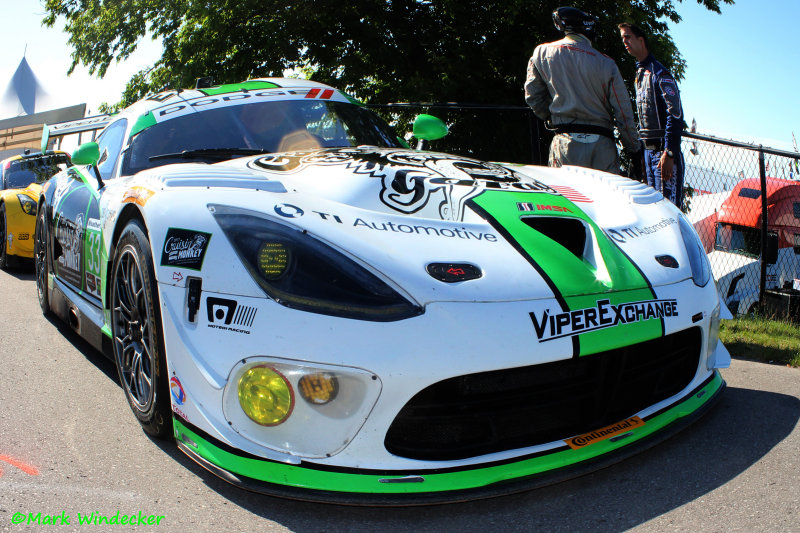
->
xmin=143 ymin=147 xmax=694 ymax=300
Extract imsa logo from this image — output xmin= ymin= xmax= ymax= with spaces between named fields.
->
xmin=530 ymin=298 xmax=678 ymax=342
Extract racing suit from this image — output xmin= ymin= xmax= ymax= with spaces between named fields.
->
xmin=525 ymin=33 xmax=640 ymax=174
xmin=635 ymin=53 xmax=685 ymax=208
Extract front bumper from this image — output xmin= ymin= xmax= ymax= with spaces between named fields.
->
xmin=3 ymin=200 xmax=36 ymax=258
xmin=173 ymin=371 xmax=724 ymax=504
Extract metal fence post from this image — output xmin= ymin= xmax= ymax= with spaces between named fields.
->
xmin=758 ymin=146 xmax=768 ymax=307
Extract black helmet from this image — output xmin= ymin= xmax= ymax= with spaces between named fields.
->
xmin=552 ymin=7 xmax=597 ymax=40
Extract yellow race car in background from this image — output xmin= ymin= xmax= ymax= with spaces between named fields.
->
xmin=0 ymin=150 xmax=71 ymax=269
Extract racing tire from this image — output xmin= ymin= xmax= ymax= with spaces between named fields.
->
xmin=0 ymin=203 xmax=9 ymax=270
xmin=34 ymin=204 xmax=51 ymax=316
xmin=110 ymin=220 xmax=172 ymax=439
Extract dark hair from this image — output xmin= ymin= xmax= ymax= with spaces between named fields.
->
xmin=618 ymin=22 xmax=648 ymax=48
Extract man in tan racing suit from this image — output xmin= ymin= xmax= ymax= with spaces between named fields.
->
xmin=525 ymin=7 xmax=641 ymax=175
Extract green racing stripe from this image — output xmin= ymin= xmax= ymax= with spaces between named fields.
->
xmin=469 ymin=190 xmax=662 ymax=356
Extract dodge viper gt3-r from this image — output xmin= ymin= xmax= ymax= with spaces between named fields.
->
xmin=0 ymin=150 xmax=70 ymax=268
xmin=35 ymin=78 xmax=730 ymax=504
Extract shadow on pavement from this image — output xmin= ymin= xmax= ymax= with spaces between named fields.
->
xmin=1 ymin=261 xmax=35 ymax=280
xmin=152 ymin=385 xmax=798 ymax=532
xmin=49 ymin=314 xmax=119 ymax=385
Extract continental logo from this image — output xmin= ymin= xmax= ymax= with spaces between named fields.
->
xmin=565 ymin=416 xmax=644 ymax=450
xmin=529 ymin=298 xmax=678 ymax=342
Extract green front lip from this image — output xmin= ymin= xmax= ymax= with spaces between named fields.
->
xmin=173 ymin=371 xmax=724 ymax=498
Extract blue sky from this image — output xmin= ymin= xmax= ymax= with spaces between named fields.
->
xmin=668 ymin=0 xmax=799 ymax=152
xmin=1 ymin=2 xmax=797 ymax=152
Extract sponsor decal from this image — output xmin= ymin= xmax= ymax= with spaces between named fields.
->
xmin=154 ymin=89 xmax=315 ymax=119
xmin=274 ymin=203 xmax=304 ymax=218
xmin=606 ymin=217 xmax=677 ymax=243
xmin=86 ymin=218 xmax=102 ymax=232
xmin=170 ymin=376 xmax=186 ymax=405
xmin=160 ymin=228 xmax=211 ymax=271
xmin=529 ymin=298 xmax=678 ymax=342
xmin=352 ymin=217 xmax=497 ymax=241
xmin=84 ymin=218 xmax=102 ymax=299
xmin=121 ymin=186 xmax=155 ymax=207
xmin=172 ymin=406 xmax=189 ymax=423
xmin=565 ymin=416 xmax=644 ymax=449
xmin=313 ymin=211 xmax=343 ymax=223
xmin=56 ymin=213 xmax=83 ymax=274
xmin=206 ymin=297 xmax=257 ymax=335
xmin=250 ymin=148 xmax=556 ymax=221
xmin=517 ymin=202 xmax=572 ymax=213
xmin=310 ymin=210 xmax=495 ymax=240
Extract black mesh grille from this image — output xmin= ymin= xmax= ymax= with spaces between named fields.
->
xmin=384 ymin=327 xmax=702 ymax=461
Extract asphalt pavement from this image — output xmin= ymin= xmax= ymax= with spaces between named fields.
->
xmin=0 ymin=265 xmax=797 ymax=532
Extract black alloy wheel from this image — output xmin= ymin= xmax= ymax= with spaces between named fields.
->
xmin=110 ymin=220 xmax=172 ymax=438
xmin=34 ymin=204 xmax=51 ymax=315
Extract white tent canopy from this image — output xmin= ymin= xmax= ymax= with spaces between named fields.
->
xmin=0 ymin=55 xmax=61 ymax=118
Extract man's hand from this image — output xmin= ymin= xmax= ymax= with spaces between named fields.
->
xmin=659 ymin=151 xmax=675 ymax=182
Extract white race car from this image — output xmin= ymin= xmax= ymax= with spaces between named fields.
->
xmin=35 ymin=78 xmax=730 ymax=504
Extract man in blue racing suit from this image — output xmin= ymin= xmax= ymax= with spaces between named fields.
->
xmin=619 ymin=22 xmax=685 ymax=209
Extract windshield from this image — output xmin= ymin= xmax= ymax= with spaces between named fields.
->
xmin=4 ymin=154 xmax=71 ymax=189
xmin=715 ymin=223 xmax=761 ymax=257
xmin=121 ymin=99 xmax=402 ymax=175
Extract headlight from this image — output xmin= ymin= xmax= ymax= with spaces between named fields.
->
xmin=678 ymin=214 xmax=711 ymax=287
xmin=238 ymin=365 xmax=294 ymax=426
xmin=211 ymin=205 xmax=422 ymax=321
xmin=17 ymin=194 xmax=37 ymax=215
xmin=705 ymin=304 xmax=721 ymax=370
xmin=222 ymin=358 xmax=382 ymax=458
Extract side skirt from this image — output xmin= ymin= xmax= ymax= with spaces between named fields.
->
xmin=50 ymin=275 xmax=112 ymax=358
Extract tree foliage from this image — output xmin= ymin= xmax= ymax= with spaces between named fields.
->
xmin=44 ymin=0 xmax=733 ymax=109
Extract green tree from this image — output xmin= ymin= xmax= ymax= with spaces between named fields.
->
xmin=43 ymin=0 xmax=732 ymax=161
xmin=44 ymin=0 xmax=732 ymax=106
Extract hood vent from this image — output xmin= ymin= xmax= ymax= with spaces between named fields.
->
xmin=522 ymin=216 xmax=587 ymax=258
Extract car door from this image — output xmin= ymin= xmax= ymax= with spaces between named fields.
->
xmin=52 ymin=120 xmax=126 ymax=303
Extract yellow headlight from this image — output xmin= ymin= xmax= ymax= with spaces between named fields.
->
xmin=237 ymin=365 xmax=294 ymax=426
xmin=298 ymin=373 xmax=339 ymax=405
xmin=257 ymin=242 xmax=290 ymax=280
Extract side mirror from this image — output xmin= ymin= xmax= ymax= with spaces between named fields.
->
xmin=765 ymin=232 xmax=779 ymax=265
xmin=72 ymin=142 xmax=100 ymax=166
xmin=412 ymin=114 xmax=448 ymax=142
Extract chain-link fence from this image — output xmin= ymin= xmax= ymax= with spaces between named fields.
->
xmin=682 ymin=132 xmax=800 ymax=317
xmin=368 ymin=103 xmax=800 ymax=316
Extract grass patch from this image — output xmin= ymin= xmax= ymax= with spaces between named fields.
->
xmin=720 ymin=314 xmax=800 ymax=367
